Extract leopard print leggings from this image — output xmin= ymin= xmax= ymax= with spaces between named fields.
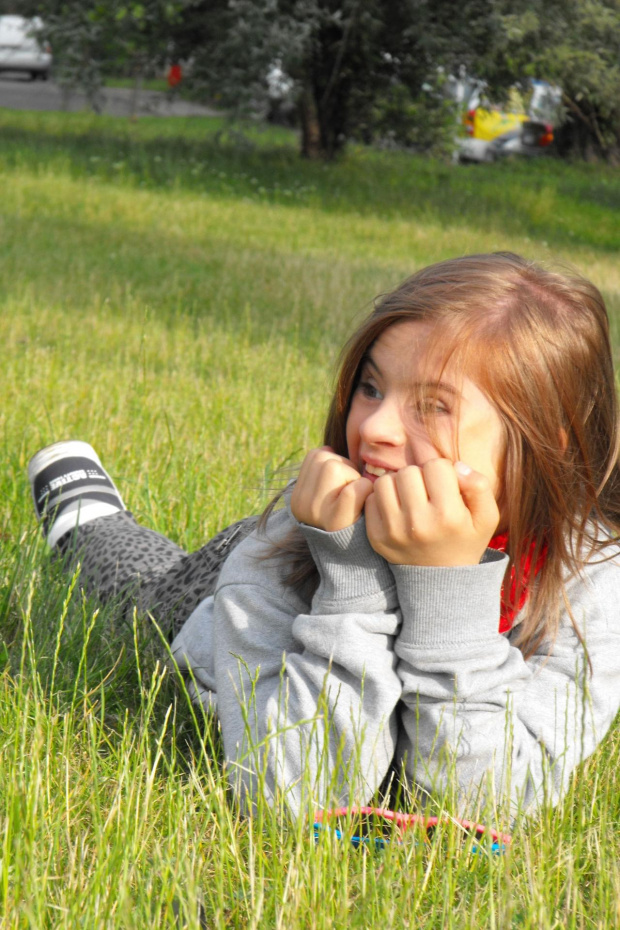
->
xmin=58 ymin=511 xmax=258 ymax=639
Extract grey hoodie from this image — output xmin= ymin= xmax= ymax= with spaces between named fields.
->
xmin=171 ymin=505 xmax=620 ymax=816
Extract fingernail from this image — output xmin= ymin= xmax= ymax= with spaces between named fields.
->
xmin=455 ymin=461 xmax=472 ymax=476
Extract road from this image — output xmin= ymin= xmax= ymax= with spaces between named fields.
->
xmin=0 ymin=73 xmax=220 ymax=118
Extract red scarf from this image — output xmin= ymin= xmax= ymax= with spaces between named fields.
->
xmin=488 ymin=533 xmax=547 ymax=633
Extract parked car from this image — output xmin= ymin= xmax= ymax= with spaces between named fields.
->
xmin=454 ymin=78 xmax=561 ymax=163
xmin=0 ymin=16 xmax=52 ymax=80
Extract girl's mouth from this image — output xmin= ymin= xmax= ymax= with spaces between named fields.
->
xmin=362 ymin=462 xmax=397 ymax=483
xmin=365 ymin=463 xmax=389 ymax=477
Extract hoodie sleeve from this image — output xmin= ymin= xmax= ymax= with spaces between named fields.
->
xmin=211 ymin=509 xmax=403 ymax=814
xmin=391 ymin=548 xmax=620 ymax=814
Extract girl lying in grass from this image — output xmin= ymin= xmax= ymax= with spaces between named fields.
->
xmin=29 ymin=252 xmax=620 ymax=818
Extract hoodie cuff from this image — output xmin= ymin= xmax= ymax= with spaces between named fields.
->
xmin=391 ymin=549 xmax=508 ymax=646
xmin=294 ymin=513 xmax=396 ymax=609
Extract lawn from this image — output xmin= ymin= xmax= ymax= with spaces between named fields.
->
xmin=1 ymin=108 xmax=620 ymax=928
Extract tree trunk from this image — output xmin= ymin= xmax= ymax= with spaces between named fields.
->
xmin=299 ymin=83 xmax=323 ymax=159
xmin=60 ymin=82 xmax=72 ymax=111
xmin=130 ymin=55 xmax=145 ymax=122
xmin=130 ymin=72 xmax=143 ymax=122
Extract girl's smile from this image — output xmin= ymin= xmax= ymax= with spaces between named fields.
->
xmin=346 ymin=321 xmax=506 ymax=522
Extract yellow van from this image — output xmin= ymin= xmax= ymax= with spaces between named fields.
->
xmin=457 ymin=80 xmax=559 ymax=162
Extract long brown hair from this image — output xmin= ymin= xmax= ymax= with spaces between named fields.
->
xmin=263 ymin=252 xmax=620 ymax=658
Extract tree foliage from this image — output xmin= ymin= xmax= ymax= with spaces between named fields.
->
xmin=170 ymin=0 xmax=498 ymax=158
xmin=33 ymin=1 xmax=184 ymax=111
xmin=26 ymin=0 xmax=620 ymax=161
xmin=0 ymin=0 xmax=39 ymax=14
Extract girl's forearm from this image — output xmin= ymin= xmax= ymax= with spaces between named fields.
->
xmin=212 ymin=510 xmax=403 ymax=814
xmin=392 ymin=553 xmax=620 ymax=813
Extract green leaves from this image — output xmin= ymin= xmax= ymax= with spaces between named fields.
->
xmin=33 ymin=0 xmax=620 ymax=160
xmin=35 ymin=0 xmax=188 ymax=109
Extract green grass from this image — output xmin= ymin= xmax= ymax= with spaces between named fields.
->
xmin=2 ymin=108 xmax=620 ymax=928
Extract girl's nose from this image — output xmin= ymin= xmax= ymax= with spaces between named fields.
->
xmin=359 ymin=400 xmax=439 ymax=464
xmin=359 ymin=400 xmax=407 ymax=447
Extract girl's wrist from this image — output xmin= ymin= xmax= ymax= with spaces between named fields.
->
xmin=391 ymin=550 xmax=508 ymax=647
xmin=294 ymin=514 xmax=396 ymax=607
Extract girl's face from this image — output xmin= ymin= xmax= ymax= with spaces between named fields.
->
xmin=346 ymin=320 xmax=507 ymax=525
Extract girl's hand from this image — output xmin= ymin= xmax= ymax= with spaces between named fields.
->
xmin=364 ymin=459 xmax=500 ymax=566
xmin=291 ymin=447 xmax=374 ymax=532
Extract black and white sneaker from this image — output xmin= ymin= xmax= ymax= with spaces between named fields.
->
xmin=28 ymin=440 xmax=126 ymax=548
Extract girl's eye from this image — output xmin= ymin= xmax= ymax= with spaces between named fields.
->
xmin=359 ymin=380 xmax=382 ymax=400
xmin=415 ymin=397 xmax=449 ymax=416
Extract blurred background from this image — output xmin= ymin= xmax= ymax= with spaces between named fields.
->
xmin=1 ymin=0 xmax=619 ymax=164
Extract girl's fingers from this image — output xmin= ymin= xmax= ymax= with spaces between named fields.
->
xmin=296 ymin=446 xmax=335 ymax=486
xmin=454 ymin=461 xmax=500 ymax=536
xmin=292 ymin=449 xmax=338 ymax=523
xmin=363 ymin=489 xmax=381 ymax=540
xmin=295 ymin=448 xmax=348 ymax=497
xmin=334 ymin=475 xmax=374 ymax=525
xmin=416 ymin=458 xmax=460 ymax=514
xmin=366 ymin=460 xmax=500 ymax=566
xmin=371 ymin=470 xmax=402 ymax=517
xmin=293 ymin=449 xmax=500 ymax=552
xmin=367 ymin=470 xmax=424 ymax=548
xmin=393 ymin=465 xmax=429 ymax=525
xmin=291 ymin=447 xmax=369 ymax=531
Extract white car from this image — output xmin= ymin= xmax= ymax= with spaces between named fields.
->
xmin=0 ymin=16 xmax=52 ymax=80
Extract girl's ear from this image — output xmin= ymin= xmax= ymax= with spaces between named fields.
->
xmin=559 ymin=428 xmax=569 ymax=453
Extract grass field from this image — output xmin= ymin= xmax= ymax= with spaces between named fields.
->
xmin=2 ymin=108 xmax=620 ymax=928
